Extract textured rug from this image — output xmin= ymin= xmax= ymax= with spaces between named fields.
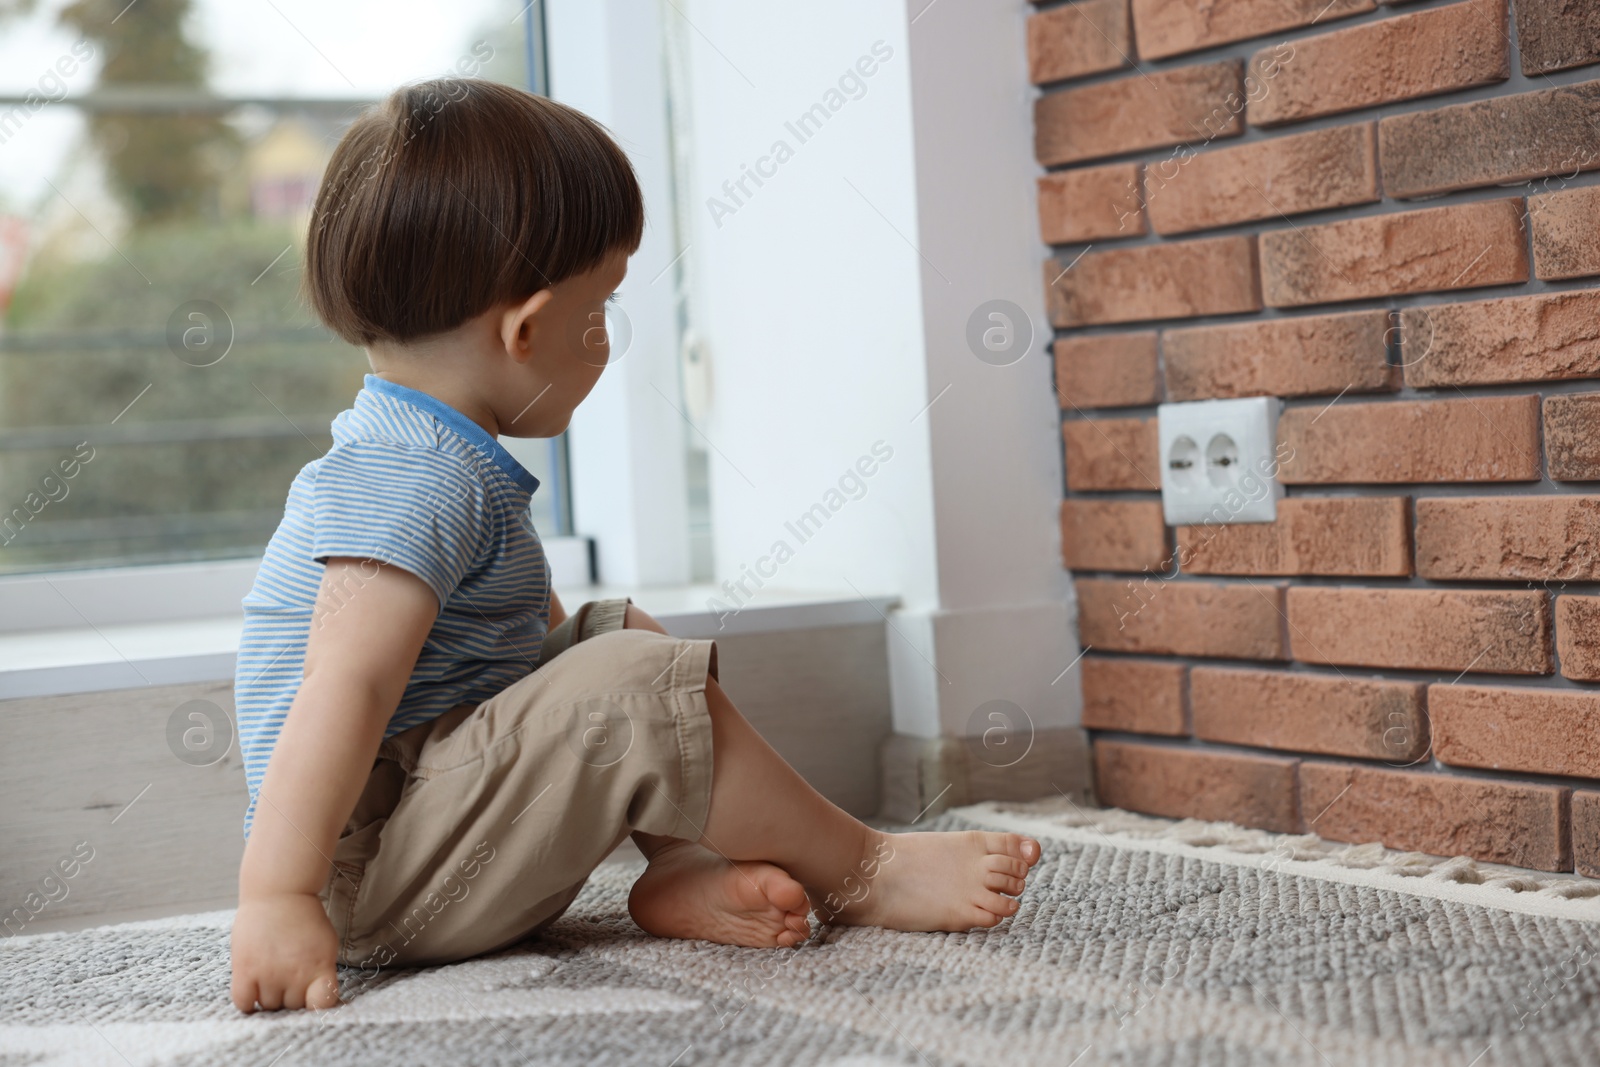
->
xmin=5 ymin=800 xmax=1600 ymax=1066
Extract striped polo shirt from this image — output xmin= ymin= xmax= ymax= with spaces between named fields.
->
xmin=234 ymin=374 xmax=549 ymax=835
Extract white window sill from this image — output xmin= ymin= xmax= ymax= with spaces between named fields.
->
xmin=0 ymin=585 xmax=899 ymax=700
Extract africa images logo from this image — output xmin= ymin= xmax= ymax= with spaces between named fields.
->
xmin=705 ymin=41 xmax=895 ymax=229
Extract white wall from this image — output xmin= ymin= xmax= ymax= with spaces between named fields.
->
xmin=548 ymin=0 xmax=1083 ymax=742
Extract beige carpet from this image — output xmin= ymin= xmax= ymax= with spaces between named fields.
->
xmin=3 ymin=799 xmax=1599 ymax=1066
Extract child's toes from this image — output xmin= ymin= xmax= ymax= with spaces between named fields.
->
xmin=975 ymin=889 xmax=1020 ymax=919
xmin=762 ymin=874 xmax=808 ymax=916
xmin=1008 ymin=835 xmax=1041 ymax=866
xmin=984 ymin=853 xmax=1031 ymax=880
xmin=981 ymin=832 xmax=1041 ymax=867
xmin=739 ymin=861 xmax=805 ymax=910
xmin=984 ymin=870 xmax=1026 ymax=895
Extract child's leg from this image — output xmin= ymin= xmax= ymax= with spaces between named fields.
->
xmin=628 ymin=676 xmax=1041 ymax=937
xmin=610 ymin=605 xmax=812 ymax=947
xmin=617 ymin=601 xmax=1043 ymax=934
xmin=617 ymin=606 xmax=1042 ymax=938
xmin=324 ymin=602 xmax=1040 ymax=968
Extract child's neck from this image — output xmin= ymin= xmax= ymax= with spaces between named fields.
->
xmin=368 ymin=325 xmax=503 ymax=437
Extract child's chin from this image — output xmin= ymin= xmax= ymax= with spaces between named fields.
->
xmin=509 ymin=414 xmax=572 ymax=439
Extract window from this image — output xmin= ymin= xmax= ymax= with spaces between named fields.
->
xmin=0 ymin=0 xmax=568 ymax=578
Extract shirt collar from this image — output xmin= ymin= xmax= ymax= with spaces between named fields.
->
xmin=361 ymin=374 xmax=541 ymax=495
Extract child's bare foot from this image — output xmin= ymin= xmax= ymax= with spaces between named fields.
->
xmin=628 ymin=839 xmax=812 ymax=949
xmin=824 ymin=830 xmax=1041 ymax=932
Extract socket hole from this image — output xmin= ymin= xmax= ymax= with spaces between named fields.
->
xmin=1168 ymin=435 xmax=1201 ymax=488
xmin=1205 ymin=433 xmax=1239 ymax=488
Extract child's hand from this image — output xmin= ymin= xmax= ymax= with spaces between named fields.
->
xmin=230 ymin=893 xmax=342 ymax=1013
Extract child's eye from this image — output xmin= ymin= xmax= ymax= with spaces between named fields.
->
xmin=606 ymin=291 xmax=621 ymax=304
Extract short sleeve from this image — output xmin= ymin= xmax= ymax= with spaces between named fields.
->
xmin=309 ymin=443 xmax=490 ymax=607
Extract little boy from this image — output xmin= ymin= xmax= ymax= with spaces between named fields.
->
xmin=229 ymin=77 xmax=1041 ymax=1013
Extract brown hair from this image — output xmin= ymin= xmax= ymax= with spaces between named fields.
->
xmin=305 ymin=78 xmax=644 ymax=346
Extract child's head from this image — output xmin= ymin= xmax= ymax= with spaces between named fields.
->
xmin=305 ymin=78 xmax=643 ymax=436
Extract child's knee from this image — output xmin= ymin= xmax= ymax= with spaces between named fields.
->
xmin=621 ymin=603 xmax=668 ymax=634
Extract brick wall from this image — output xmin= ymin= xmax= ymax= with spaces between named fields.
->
xmin=1032 ymin=0 xmax=1600 ymax=874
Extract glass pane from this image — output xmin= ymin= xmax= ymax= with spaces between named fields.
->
xmin=0 ymin=0 xmax=564 ymax=577
xmin=662 ymin=12 xmax=714 ymax=583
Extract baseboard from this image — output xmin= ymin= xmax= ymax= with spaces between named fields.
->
xmin=877 ymin=727 xmax=1093 ymax=823
xmin=0 ymin=679 xmax=246 ymax=939
xmin=1 ymin=620 xmax=892 ymax=933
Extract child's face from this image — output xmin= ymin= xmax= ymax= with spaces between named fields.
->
xmin=507 ymin=249 xmax=631 ymax=437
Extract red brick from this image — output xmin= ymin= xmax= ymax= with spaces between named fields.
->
xmin=1162 ymin=309 xmax=1393 ymax=400
xmin=1063 ymin=417 xmax=1159 ymax=491
xmin=1034 ymin=60 xmax=1245 ymax=167
xmin=1055 ymin=333 xmax=1161 ymax=409
xmin=1075 ymin=577 xmax=1286 ymax=659
xmin=1131 ymin=0 xmax=1373 ymax=61
xmin=1178 ymin=497 xmax=1412 ymax=577
xmin=1415 ymin=497 xmax=1600 ymax=581
xmin=1038 ymin=164 xmax=1145 ymax=245
xmin=1286 ymin=587 xmax=1552 ymax=674
xmin=1530 ymin=185 xmax=1600 ymax=281
xmin=1432 ymin=683 xmax=1600 ymax=777
xmin=1046 ymin=236 xmax=1261 ymax=327
xmin=1514 ymin=0 xmax=1600 ymax=75
xmin=1273 ymin=396 xmax=1536 ymax=483
xmin=1094 ymin=740 xmax=1299 ymax=832
xmin=1277 ymin=395 xmax=1542 ymax=484
xmin=1027 ymin=0 xmax=1131 ymax=85
xmin=1575 ymin=792 xmax=1600 ymax=878
xmin=1557 ymin=596 xmax=1600 ymax=681
xmin=1247 ymin=0 xmax=1511 ymax=126
xmin=1400 ymin=289 xmax=1600 ymax=388
xmin=1061 ymin=499 xmax=1171 ymax=572
xmin=1147 ymin=123 xmax=1377 ymax=236
xmin=1546 ymin=393 xmax=1600 ymax=481
xmin=1379 ymin=81 xmax=1600 ymax=198
xmin=1299 ymin=762 xmax=1569 ymax=871
xmin=1260 ymin=199 xmax=1529 ymax=307
xmin=1081 ymin=656 xmax=1186 ymax=735
xmin=1192 ymin=667 xmax=1427 ymax=761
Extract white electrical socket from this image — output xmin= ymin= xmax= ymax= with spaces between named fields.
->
xmin=1157 ymin=396 xmax=1283 ymax=526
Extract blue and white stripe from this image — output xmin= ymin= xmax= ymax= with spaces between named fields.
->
xmin=235 ymin=374 xmax=549 ymax=835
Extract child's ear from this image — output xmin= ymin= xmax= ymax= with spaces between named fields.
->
xmin=499 ymin=289 xmax=556 ymax=363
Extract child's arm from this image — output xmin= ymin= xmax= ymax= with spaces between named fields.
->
xmin=550 ymin=588 xmax=568 ymax=629
xmin=230 ymin=558 xmax=439 ymax=1013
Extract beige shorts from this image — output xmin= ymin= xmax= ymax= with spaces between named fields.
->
xmin=320 ymin=598 xmax=718 ymax=971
